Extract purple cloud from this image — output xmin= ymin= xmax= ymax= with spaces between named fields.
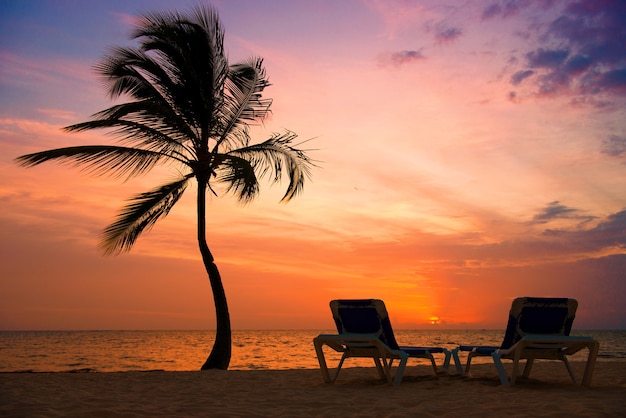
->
xmin=544 ymin=208 xmax=626 ymax=250
xmin=510 ymin=69 xmax=534 ymax=86
xmin=564 ymin=54 xmax=593 ymax=75
xmin=481 ymin=3 xmax=502 ymax=20
xmin=481 ymin=0 xmax=534 ymax=20
xmin=599 ymin=69 xmax=626 ymax=89
xmin=435 ymin=26 xmax=463 ymax=43
xmin=379 ymin=50 xmax=426 ymax=67
xmin=531 ymin=201 xmax=588 ymax=224
xmin=602 ymin=135 xmax=626 ymax=157
xmin=594 ymin=209 xmax=626 ymax=235
xmin=504 ymin=0 xmax=626 ymax=104
xmin=507 ymin=90 xmax=520 ymax=102
xmin=526 ymin=48 xmax=569 ymax=68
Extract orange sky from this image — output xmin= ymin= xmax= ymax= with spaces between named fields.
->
xmin=1 ymin=0 xmax=625 ymax=330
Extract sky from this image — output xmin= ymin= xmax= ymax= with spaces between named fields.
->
xmin=1 ymin=0 xmax=625 ymax=331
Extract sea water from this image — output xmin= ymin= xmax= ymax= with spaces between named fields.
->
xmin=0 ymin=329 xmax=624 ymax=373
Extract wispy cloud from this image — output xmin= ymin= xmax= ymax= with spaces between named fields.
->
xmin=510 ymin=69 xmax=534 ymax=86
xmin=526 ymin=48 xmax=569 ymax=68
xmin=602 ymin=135 xmax=626 ymax=158
xmin=378 ymin=49 xmax=425 ymax=67
xmin=494 ymin=0 xmax=626 ymax=105
xmin=481 ymin=0 xmax=538 ymax=20
xmin=530 ymin=201 xmax=596 ymax=226
xmin=435 ymin=25 xmax=462 ymax=43
xmin=543 ymin=208 xmax=626 ymax=251
xmin=532 ymin=201 xmax=578 ymax=223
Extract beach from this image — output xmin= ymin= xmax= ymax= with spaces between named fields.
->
xmin=2 ymin=361 xmax=625 ymax=417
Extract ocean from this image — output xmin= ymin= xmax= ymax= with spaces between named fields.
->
xmin=1 ymin=329 xmax=624 ymax=373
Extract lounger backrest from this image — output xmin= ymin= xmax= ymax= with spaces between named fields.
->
xmin=500 ymin=297 xmax=578 ymax=349
xmin=330 ymin=299 xmax=401 ymax=350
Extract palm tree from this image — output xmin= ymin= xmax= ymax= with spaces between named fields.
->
xmin=16 ymin=5 xmax=313 ymax=370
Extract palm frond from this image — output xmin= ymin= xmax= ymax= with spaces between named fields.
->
xmin=16 ymin=146 xmax=170 ymax=180
xmin=213 ymin=155 xmax=259 ymax=203
xmin=96 ymin=47 xmax=166 ymax=100
xmin=214 ymin=58 xmax=272 ymax=151
xmin=96 ymin=46 xmax=205 ymax=142
xmin=64 ymin=118 xmax=193 ymax=161
xmin=101 ymin=177 xmax=190 ymax=254
xmin=218 ymin=131 xmax=315 ymax=202
xmin=227 ymin=58 xmax=272 ymax=122
xmin=132 ymin=6 xmax=229 ymax=144
xmin=89 ymin=101 xmax=199 ymax=146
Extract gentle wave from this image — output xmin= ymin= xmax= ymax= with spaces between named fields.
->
xmin=1 ymin=329 xmax=624 ymax=373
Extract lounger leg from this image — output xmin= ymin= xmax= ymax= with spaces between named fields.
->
xmin=373 ymin=357 xmax=386 ymax=380
xmin=492 ymin=351 xmax=511 ymax=386
xmin=428 ymin=354 xmax=438 ymax=375
xmin=313 ymin=338 xmax=350 ymax=383
xmin=510 ymin=349 xmax=522 ymax=385
xmin=522 ymin=358 xmax=534 ymax=378
xmin=443 ymin=350 xmax=450 ymax=369
xmin=562 ymin=356 xmax=578 ymax=384
xmin=374 ymin=355 xmax=393 ymax=383
xmin=393 ymin=354 xmax=409 ymax=386
xmin=581 ymin=341 xmax=599 ymax=386
xmin=374 ymin=345 xmax=396 ymax=383
xmin=465 ymin=352 xmax=475 ymax=375
xmin=447 ymin=348 xmax=462 ymax=374
xmin=313 ymin=338 xmax=332 ymax=383
xmin=331 ymin=354 xmax=348 ymax=382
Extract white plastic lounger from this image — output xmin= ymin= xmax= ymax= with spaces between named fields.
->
xmin=314 ymin=299 xmax=456 ymax=386
xmin=454 ymin=297 xmax=599 ymax=386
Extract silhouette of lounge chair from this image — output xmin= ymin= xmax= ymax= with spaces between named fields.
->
xmin=313 ymin=299 xmax=456 ymax=385
xmin=454 ymin=297 xmax=600 ymax=386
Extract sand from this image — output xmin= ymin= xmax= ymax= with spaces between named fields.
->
xmin=2 ymin=361 xmax=625 ymax=417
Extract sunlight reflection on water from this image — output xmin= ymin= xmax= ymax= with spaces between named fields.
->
xmin=0 ymin=329 xmax=623 ymax=372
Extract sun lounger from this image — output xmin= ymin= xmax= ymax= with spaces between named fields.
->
xmin=454 ymin=297 xmax=599 ymax=386
xmin=313 ymin=299 xmax=456 ymax=385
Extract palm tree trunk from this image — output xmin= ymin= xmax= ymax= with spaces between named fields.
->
xmin=201 ymin=261 xmax=231 ymax=370
xmin=196 ymin=176 xmax=232 ymax=370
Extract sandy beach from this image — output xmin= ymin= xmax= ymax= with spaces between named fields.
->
xmin=2 ymin=361 xmax=625 ymax=417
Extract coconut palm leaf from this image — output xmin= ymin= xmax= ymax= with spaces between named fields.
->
xmin=16 ymin=146 xmax=169 ymax=180
xmin=132 ymin=10 xmax=229 ymax=136
xmin=224 ymin=131 xmax=313 ymax=202
xmin=97 ymin=47 xmax=172 ymax=101
xmin=101 ymin=177 xmax=190 ymax=254
xmin=65 ymin=119 xmax=193 ymax=159
xmin=94 ymin=50 xmax=204 ymax=143
xmin=219 ymin=59 xmax=272 ymax=141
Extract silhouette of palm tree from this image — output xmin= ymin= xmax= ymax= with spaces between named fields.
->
xmin=16 ymin=5 xmax=314 ymax=370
